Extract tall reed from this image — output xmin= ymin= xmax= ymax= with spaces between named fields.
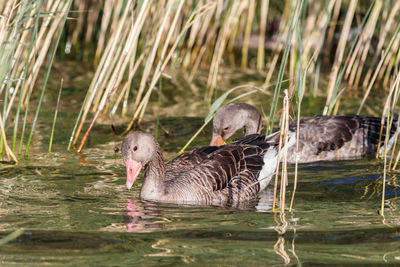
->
xmin=49 ymin=79 xmax=63 ymax=153
xmin=266 ymin=0 xmax=304 ymax=134
xmin=0 ymin=0 xmax=77 ymax=162
xmin=25 ymin=0 xmax=73 ymax=157
xmin=66 ymin=1 xmax=400 ymax=153
xmin=271 ymin=89 xmax=291 ymax=212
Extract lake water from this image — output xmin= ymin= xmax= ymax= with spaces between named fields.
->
xmin=0 ymin=63 xmax=399 ymax=265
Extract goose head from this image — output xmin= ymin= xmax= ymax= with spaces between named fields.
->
xmin=122 ymin=131 xmax=157 ymax=189
xmin=210 ymin=103 xmax=262 ymax=146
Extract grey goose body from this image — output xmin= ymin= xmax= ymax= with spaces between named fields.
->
xmin=122 ymin=131 xmax=294 ymax=206
xmin=211 ymin=103 xmax=399 ymax=163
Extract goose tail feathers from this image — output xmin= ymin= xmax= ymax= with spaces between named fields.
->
xmin=258 ymin=131 xmax=296 ymax=191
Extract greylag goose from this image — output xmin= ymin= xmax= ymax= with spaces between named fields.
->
xmin=211 ymin=103 xmax=263 ymax=146
xmin=122 ymin=131 xmax=294 ymax=206
xmin=210 ymin=103 xmax=400 ymax=163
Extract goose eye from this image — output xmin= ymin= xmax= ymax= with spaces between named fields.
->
xmin=133 ymin=146 xmax=138 ymax=152
xmin=224 ymin=127 xmax=229 ymax=130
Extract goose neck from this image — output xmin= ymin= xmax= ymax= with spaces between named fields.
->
xmin=140 ymin=145 xmax=166 ymax=200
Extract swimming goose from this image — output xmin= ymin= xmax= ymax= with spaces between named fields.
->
xmin=122 ymin=131 xmax=295 ymax=206
xmin=210 ymin=103 xmax=263 ymax=146
xmin=210 ymin=103 xmax=400 ymax=163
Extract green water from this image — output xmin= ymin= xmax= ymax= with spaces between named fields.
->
xmin=0 ymin=64 xmax=400 ymax=265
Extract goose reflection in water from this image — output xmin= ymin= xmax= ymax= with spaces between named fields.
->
xmin=124 ymin=198 xmax=143 ymax=231
xmin=124 ymin=186 xmax=274 ymax=232
xmin=124 ymin=198 xmax=165 ymax=232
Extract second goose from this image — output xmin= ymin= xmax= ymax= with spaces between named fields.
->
xmin=210 ymin=103 xmax=400 ymax=163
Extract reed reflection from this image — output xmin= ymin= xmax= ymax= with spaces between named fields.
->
xmin=273 ymin=211 xmax=301 ymax=265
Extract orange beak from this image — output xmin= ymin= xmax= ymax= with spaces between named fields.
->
xmin=124 ymin=158 xmax=142 ymax=189
xmin=210 ymin=133 xmax=225 ymax=146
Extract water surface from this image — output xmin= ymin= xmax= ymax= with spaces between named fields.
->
xmin=0 ymin=64 xmax=400 ymax=265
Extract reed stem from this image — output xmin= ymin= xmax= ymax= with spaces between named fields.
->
xmin=25 ymin=0 xmax=72 ymax=157
xmin=12 ymin=0 xmax=44 ymax=153
xmin=49 ymin=79 xmax=63 ymax=153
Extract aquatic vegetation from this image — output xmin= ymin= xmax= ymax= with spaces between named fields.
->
xmin=57 ymin=0 xmax=400 ymax=155
xmin=0 ymin=0 xmax=72 ymax=160
xmin=1 ymin=0 xmax=400 ymax=215
xmin=1 ymin=2 xmax=400 ymax=264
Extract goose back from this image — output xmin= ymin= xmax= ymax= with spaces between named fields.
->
xmin=161 ymin=134 xmax=275 ymax=205
xmin=165 ymin=146 xmax=219 ymax=179
xmin=286 ymin=115 xmax=399 ymax=162
xmin=210 ymin=103 xmax=400 ymax=163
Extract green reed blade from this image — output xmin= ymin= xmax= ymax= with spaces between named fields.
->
xmin=266 ymin=0 xmax=305 ymax=135
xmin=326 ymin=1 xmax=374 ymax=115
xmin=204 ymin=84 xmax=264 ymax=123
xmin=49 ymin=79 xmax=63 ymax=153
xmin=25 ymin=0 xmax=73 ymax=157
xmin=13 ymin=0 xmax=44 ymax=153
xmin=0 ymin=229 xmax=24 ymax=246
xmin=0 ymin=0 xmax=31 ymax=157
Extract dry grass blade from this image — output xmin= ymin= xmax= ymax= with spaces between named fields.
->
xmin=257 ymin=0 xmax=269 ymax=70
xmin=289 ymin=51 xmax=314 ymax=212
xmin=357 ymin=23 xmax=400 ymax=115
xmin=0 ymin=229 xmax=24 ymax=246
xmin=127 ymin=1 xmax=217 ymax=129
xmin=266 ymin=0 xmax=304 ymax=134
xmin=301 ymin=0 xmax=335 ymax=72
xmin=272 ymin=89 xmax=290 ymax=212
xmin=378 ymin=69 xmax=400 ymax=215
xmin=21 ymin=1 xmax=63 ymax=107
xmin=71 ymin=3 xmax=132 ymax=146
xmin=0 ymin=112 xmax=17 ymax=163
xmin=387 ymin=70 xmax=400 ymax=169
xmin=324 ymin=0 xmax=357 ymax=115
xmin=324 ymin=0 xmax=342 ymax=59
xmin=94 ymin=0 xmax=115 ymax=63
xmin=131 ymin=0 xmax=175 ymax=116
xmin=241 ymin=0 xmax=256 ymax=69
xmin=345 ymin=0 xmax=382 ymax=89
xmin=206 ymin=1 xmax=246 ymax=102
xmin=363 ymin=1 xmax=400 ymax=88
xmin=75 ymin=1 xmax=150 ymax=149
xmin=279 ymin=90 xmax=290 ymax=212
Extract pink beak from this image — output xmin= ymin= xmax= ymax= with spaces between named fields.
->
xmin=210 ymin=133 xmax=225 ymax=146
xmin=124 ymin=158 xmax=143 ymax=189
